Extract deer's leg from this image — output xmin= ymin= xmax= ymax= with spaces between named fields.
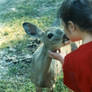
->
xmin=36 ymin=87 xmax=42 ymax=92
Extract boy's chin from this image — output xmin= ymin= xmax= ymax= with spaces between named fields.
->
xmin=71 ymin=38 xmax=81 ymax=42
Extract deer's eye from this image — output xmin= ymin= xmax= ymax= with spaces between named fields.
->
xmin=47 ymin=33 xmax=54 ymax=39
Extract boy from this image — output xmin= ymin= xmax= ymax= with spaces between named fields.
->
xmin=49 ymin=0 xmax=92 ymax=92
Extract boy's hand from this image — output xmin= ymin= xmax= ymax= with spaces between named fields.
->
xmin=48 ymin=50 xmax=64 ymax=64
xmin=48 ymin=40 xmax=71 ymax=64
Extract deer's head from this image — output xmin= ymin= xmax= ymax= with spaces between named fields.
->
xmin=23 ymin=22 xmax=69 ymax=50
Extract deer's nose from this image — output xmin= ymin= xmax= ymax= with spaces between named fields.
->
xmin=47 ymin=33 xmax=54 ymax=39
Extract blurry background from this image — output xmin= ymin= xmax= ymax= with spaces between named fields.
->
xmin=0 ymin=0 xmax=76 ymax=92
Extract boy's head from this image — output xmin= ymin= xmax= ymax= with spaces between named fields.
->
xmin=59 ymin=0 xmax=92 ymax=41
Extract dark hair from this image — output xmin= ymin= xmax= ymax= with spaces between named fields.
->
xmin=59 ymin=0 xmax=92 ymax=33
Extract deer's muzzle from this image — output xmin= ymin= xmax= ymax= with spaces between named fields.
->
xmin=62 ymin=34 xmax=70 ymax=43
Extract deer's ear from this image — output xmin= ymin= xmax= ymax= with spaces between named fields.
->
xmin=23 ymin=22 xmax=44 ymax=38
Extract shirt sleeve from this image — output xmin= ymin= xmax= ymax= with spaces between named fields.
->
xmin=63 ymin=55 xmax=80 ymax=92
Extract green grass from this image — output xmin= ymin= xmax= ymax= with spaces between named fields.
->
xmin=0 ymin=16 xmax=54 ymax=49
xmin=0 ymin=0 xmax=62 ymax=22
xmin=0 ymin=69 xmax=67 ymax=92
xmin=0 ymin=79 xmax=35 ymax=92
xmin=0 ymin=76 xmax=68 ymax=92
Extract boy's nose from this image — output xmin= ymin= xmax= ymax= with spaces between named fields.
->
xmin=47 ymin=33 xmax=54 ymax=39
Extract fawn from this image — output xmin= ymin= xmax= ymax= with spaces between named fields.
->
xmin=23 ymin=22 xmax=75 ymax=92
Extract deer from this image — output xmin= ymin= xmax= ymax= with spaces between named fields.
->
xmin=22 ymin=22 xmax=77 ymax=92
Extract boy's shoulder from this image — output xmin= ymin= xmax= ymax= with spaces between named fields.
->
xmin=67 ymin=41 xmax=92 ymax=59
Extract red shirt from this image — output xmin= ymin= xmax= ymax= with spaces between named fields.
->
xmin=63 ymin=41 xmax=92 ymax=92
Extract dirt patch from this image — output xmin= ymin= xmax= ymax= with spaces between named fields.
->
xmin=0 ymin=38 xmax=40 ymax=80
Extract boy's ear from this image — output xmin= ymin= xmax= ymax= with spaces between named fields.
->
xmin=67 ymin=21 xmax=76 ymax=33
xmin=23 ymin=22 xmax=44 ymax=38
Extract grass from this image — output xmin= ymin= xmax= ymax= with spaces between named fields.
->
xmin=0 ymin=79 xmax=35 ymax=92
xmin=0 ymin=0 xmax=62 ymax=23
xmin=0 ymin=75 xmax=67 ymax=92
xmin=0 ymin=16 xmax=54 ymax=49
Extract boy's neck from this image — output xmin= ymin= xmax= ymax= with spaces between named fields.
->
xmin=82 ymin=33 xmax=92 ymax=44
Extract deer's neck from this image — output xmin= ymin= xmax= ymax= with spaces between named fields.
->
xmin=40 ymin=44 xmax=52 ymax=65
xmin=38 ymin=44 xmax=52 ymax=77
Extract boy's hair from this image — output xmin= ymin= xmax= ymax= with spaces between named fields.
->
xmin=59 ymin=0 xmax=92 ymax=33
